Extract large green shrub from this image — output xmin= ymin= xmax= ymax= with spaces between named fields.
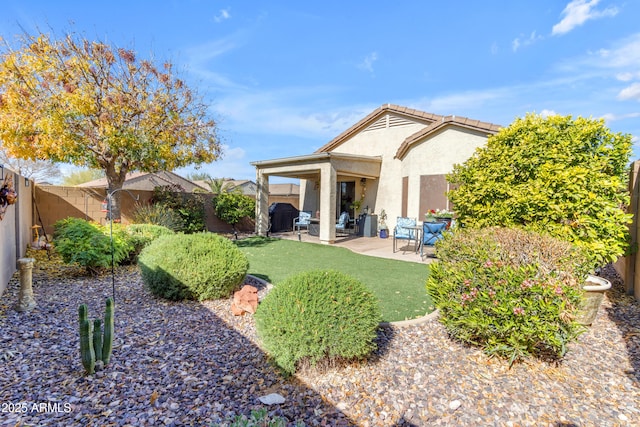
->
xmin=427 ymin=227 xmax=591 ymax=365
xmin=447 ymin=114 xmax=632 ymax=269
xmin=138 ymin=232 xmax=248 ymax=300
xmin=255 ymin=270 xmax=381 ymax=375
xmin=53 ymin=217 xmax=132 ymax=274
xmin=152 ymin=184 xmax=206 ymax=233
xmin=213 ymin=191 xmax=255 ymax=236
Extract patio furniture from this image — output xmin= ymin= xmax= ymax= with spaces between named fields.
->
xmin=336 ymin=211 xmax=351 ymax=235
xmin=420 ymin=221 xmax=447 ymax=257
xmin=293 ymin=211 xmax=312 ymax=235
xmin=393 ymin=217 xmax=418 ymax=253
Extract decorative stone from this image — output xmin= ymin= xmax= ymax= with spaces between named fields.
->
xmin=15 ymin=258 xmax=37 ymax=312
xmin=258 ymin=393 xmax=285 ymax=405
xmin=230 ymin=285 xmax=258 ymax=316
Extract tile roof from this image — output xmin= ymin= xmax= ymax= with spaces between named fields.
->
xmin=314 ymin=104 xmax=501 ymax=157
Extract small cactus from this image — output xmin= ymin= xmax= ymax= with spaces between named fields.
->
xmin=79 ymin=317 xmax=95 ymax=374
xmin=93 ymin=318 xmax=103 ymax=363
xmin=102 ymin=297 xmax=114 ymax=366
xmin=78 ymin=298 xmax=115 ymax=375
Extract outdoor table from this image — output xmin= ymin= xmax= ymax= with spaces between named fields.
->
xmin=401 ymin=224 xmax=422 ymax=253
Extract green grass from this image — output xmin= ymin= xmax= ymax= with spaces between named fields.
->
xmin=235 ymin=236 xmax=433 ymax=322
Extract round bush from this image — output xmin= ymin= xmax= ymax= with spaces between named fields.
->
xmin=125 ymin=223 xmax=175 ymax=262
xmin=427 ymin=227 xmax=591 ymax=365
xmin=138 ymin=232 xmax=249 ymax=301
xmin=255 ymin=270 xmax=381 ymax=375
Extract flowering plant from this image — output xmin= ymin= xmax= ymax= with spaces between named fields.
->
xmin=425 ymin=209 xmax=454 ymax=221
xmin=427 ymin=227 xmax=590 ymax=365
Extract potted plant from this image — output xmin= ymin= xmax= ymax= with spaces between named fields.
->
xmin=351 ymin=198 xmax=363 ymax=215
xmin=378 ymin=209 xmax=388 ymax=238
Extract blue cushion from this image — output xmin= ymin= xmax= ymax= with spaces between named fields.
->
xmin=422 ymin=221 xmax=446 ymax=246
xmin=394 ymin=217 xmax=416 ymax=239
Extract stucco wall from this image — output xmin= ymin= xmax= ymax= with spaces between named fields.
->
xmin=401 ymin=127 xmax=487 ymax=219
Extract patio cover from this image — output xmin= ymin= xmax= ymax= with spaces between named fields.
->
xmin=251 ymin=152 xmax=381 ymax=244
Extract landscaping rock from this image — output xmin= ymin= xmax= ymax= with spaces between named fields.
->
xmin=231 ymin=284 xmax=259 ymax=316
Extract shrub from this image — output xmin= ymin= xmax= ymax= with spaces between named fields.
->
xmin=427 ymin=227 xmax=591 ymax=365
xmin=131 ymin=202 xmax=184 ymax=231
xmin=447 ymin=113 xmax=633 ymax=269
xmin=125 ymin=224 xmax=175 ymax=262
xmin=213 ymin=192 xmax=256 ymax=234
xmin=255 ymin=270 xmax=381 ymax=375
xmin=53 ymin=217 xmax=132 ymax=274
xmin=138 ymin=232 xmax=248 ymax=300
xmin=152 ymin=184 xmax=206 ymax=233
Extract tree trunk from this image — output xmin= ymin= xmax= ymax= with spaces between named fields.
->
xmin=105 ymin=171 xmax=127 ymax=222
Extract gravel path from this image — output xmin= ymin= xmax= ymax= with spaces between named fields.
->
xmin=0 ymin=260 xmax=638 ymax=426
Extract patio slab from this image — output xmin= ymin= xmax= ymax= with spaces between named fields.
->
xmin=270 ymin=230 xmax=436 ymax=264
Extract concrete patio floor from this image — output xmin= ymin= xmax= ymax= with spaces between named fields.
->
xmin=269 ymin=230 xmax=436 ymax=264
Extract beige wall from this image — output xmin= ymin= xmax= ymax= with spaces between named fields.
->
xmin=0 ymin=171 xmax=33 ymax=298
xmin=401 ymin=127 xmax=486 ymax=220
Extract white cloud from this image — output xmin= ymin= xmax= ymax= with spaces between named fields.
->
xmin=512 ymin=31 xmax=543 ymax=52
xmin=540 ymin=109 xmax=559 ymax=117
xmin=490 ymin=42 xmax=499 ymax=55
xmin=552 ymin=0 xmax=618 ymax=36
xmin=618 ymin=83 xmax=640 ymax=101
xmin=601 ymin=112 xmax=640 ymax=122
xmin=214 ymin=8 xmax=231 ymax=23
xmin=357 ymin=52 xmax=378 ymax=74
xmin=616 ymin=72 xmax=636 ymax=82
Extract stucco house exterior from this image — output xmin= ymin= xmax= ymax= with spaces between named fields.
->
xmin=251 ymin=104 xmax=501 ymax=244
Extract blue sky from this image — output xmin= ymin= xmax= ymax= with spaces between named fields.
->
xmin=1 ymin=0 xmax=639 ymax=182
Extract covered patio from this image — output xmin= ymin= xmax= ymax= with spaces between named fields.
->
xmin=252 ymin=152 xmax=382 ymax=244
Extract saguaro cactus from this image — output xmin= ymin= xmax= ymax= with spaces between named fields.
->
xmin=79 ymin=304 xmax=95 ymax=375
xmin=102 ymin=297 xmax=114 ymax=366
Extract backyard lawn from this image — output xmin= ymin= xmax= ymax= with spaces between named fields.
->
xmin=235 ymin=236 xmax=433 ymax=322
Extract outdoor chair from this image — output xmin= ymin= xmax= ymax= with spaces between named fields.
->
xmin=293 ymin=211 xmax=312 ymax=235
xmin=420 ymin=221 xmax=447 ymax=257
xmin=336 ymin=211 xmax=351 ymax=235
xmin=393 ymin=217 xmax=417 ymax=253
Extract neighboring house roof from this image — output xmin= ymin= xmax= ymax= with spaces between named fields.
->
xmin=315 ymin=103 xmax=501 ymax=159
xmin=193 ymin=179 xmax=300 ymax=197
xmin=77 ymin=171 xmax=204 ymax=193
xmin=269 ymin=183 xmax=300 ymax=196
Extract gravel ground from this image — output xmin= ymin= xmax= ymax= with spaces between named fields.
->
xmin=0 ymin=258 xmax=638 ymax=426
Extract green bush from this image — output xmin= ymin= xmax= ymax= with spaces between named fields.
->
xmin=255 ymin=270 xmax=381 ymax=375
xmin=131 ymin=202 xmax=184 ymax=231
xmin=427 ymin=227 xmax=591 ymax=365
xmin=138 ymin=232 xmax=248 ymax=300
xmin=125 ymin=224 xmax=175 ymax=262
xmin=152 ymin=184 xmax=205 ymax=233
xmin=447 ymin=113 xmax=633 ymax=269
xmin=213 ymin=192 xmax=255 ymax=233
xmin=53 ymin=217 xmax=132 ymax=274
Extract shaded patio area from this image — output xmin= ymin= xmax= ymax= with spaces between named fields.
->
xmin=269 ymin=230 xmax=436 ymax=264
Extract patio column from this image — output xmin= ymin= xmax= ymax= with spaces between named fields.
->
xmin=318 ymin=163 xmax=337 ymax=244
xmin=255 ymin=169 xmax=270 ymax=236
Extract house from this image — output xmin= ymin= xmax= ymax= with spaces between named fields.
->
xmin=251 ymin=104 xmax=501 ymax=244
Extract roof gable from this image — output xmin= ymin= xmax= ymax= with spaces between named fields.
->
xmin=395 ymin=115 xmax=502 ymax=159
xmin=315 ymin=104 xmax=442 ymax=153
